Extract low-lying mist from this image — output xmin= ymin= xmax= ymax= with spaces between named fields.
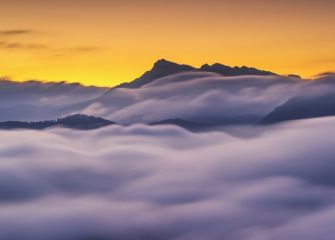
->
xmin=0 ymin=117 xmax=334 ymax=239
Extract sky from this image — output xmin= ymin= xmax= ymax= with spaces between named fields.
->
xmin=0 ymin=0 xmax=334 ymax=87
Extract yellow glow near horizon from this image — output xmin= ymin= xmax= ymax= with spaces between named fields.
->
xmin=0 ymin=0 xmax=334 ymax=87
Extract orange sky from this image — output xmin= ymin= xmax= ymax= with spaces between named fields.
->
xmin=0 ymin=0 xmax=334 ymax=87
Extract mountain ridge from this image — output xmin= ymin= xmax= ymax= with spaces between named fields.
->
xmin=0 ymin=114 xmax=115 ymax=130
xmin=150 ymin=118 xmax=215 ymax=132
xmin=114 ymin=59 xmax=278 ymax=89
xmin=262 ymin=94 xmax=335 ymax=124
xmin=1 ymin=59 xmax=296 ymax=90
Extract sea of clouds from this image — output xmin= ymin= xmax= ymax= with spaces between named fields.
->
xmin=83 ymin=73 xmax=304 ymax=124
xmin=2 ymin=72 xmax=335 ymax=124
xmin=0 ymin=117 xmax=335 ymax=239
xmin=80 ymin=72 xmax=335 ymax=124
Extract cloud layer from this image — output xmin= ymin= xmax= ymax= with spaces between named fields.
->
xmin=0 ymin=80 xmax=108 ymax=121
xmin=2 ymin=71 xmax=335 ymax=125
xmin=0 ymin=117 xmax=335 ymax=239
xmin=78 ymin=73 xmax=310 ymax=124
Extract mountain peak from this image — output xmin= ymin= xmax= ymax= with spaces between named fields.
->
xmin=152 ymin=59 xmax=194 ymax=71
xmin=116 ymin=59 xmax=195 ymax=89
xmin=201 ymin=63 xmax=230 ymax=71
xmin=115 ymin=59 xmax=277 ymax=89
xmin=200 ymin=63 xmax=276 ymax=76
xmin=153 ymin=59 xmax=177 ymax=68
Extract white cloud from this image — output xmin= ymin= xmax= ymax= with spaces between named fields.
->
xmin=0 ymin=117 xmax=335 ymax=239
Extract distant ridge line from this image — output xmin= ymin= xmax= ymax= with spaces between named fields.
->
xmin=115 ymin=59 xmax=278 ymax=89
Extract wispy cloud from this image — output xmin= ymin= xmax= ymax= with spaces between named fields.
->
xmin=48 ymin=46 xmax=103 ymax=58
xmin=66 ymin=46 xmax=102 ymax=52
xmin=0 ymin=40 xmax=101 ymax=55
xmin=0 ymin=29 xmax=36 ymax=36
xmin=0 ymin=41 xmax=47 ymax=50
xmin=0 ymin=28 xmax=101 ymax=55
xmin=0 ymin=29 xmax=44 ymax=50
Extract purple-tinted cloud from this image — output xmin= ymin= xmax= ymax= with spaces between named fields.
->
xmin=0 ymin=117 xmax=334 ymax=239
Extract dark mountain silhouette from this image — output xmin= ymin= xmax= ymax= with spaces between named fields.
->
xmin=262 ymin=94 xmax=335 ymax=124
xmin=115 ymin=59 xmax=277 ymax=89
xmin=150 ymin=118 xmax=214 ymax=132
xmin=116 ymin=59 xmax=195 ymax=89
xmin=0 ymin=114 xmax=115 ymax=130
xmin=200 ymin=63 xmax=276 ymax=77
xmin=150 ymin=117 xmax=259 ymax=131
